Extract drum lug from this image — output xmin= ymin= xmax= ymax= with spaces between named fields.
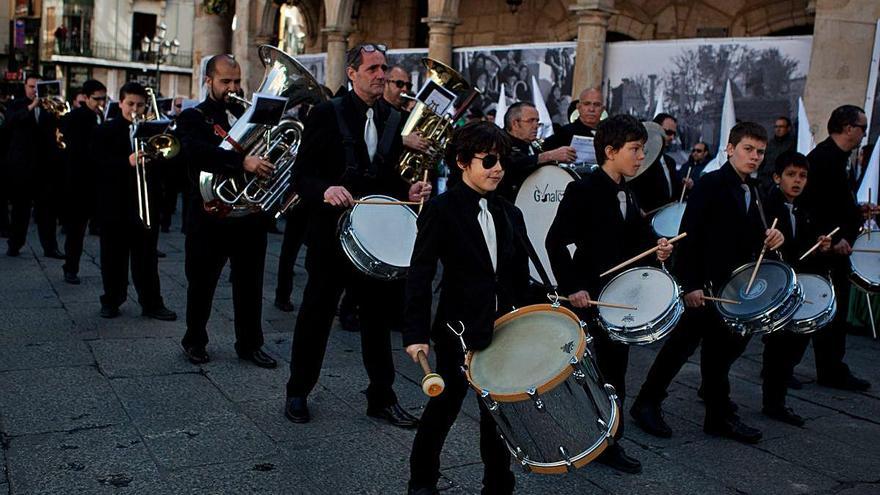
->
xmin=597 ymin=418 xmax=609 ymax=436
xmin=512 ymin=446 xmax=531 ymax=473
xmin=572 ymin=367 xmax=587 ymax=384
xmin=480 ymin=389 xmax=499 ymax=412
xmin=559 ymin=446 xmax=574 ymax=471
xmin=526 ymin=388 xmax=545 ymax=411
xmin=604 ymin=383 xmax=618 ymax=401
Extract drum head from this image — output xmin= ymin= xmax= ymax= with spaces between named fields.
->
xmin=719 ymin=261 xmax=795 ymax=318
xmin=514 ymin=166 xmax=579 ymax=285
xmin=793 ymin=274 xmax=834 ymax=320
xmin=468 ymin=305 xmax=583 ymax=399
xmin=598 ymin=267 xmax=677 ymax=328
xmin=651 ymin=202 xmax=686 ymax=238
xmin=851 ymin=231 xmax=880 ymax=288
xmin=349 ymin=195 xmax=418 ymax=268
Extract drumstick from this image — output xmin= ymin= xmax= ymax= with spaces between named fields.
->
xmin=555 ymin=295 xmax=638 ymax=310
xmin=799 ymin=226 xmax=840 ymax=260
xmin=645 ymin=201 xmax=674 ymax=217
xmin=745 ymin=217 xmax=778 ymax=295
xmin=700 ymin=295 xmax=741 ymax=305
xmin=678 ymin=168 xmax=692 ymax=204
xmin=851 ymin=248 xmax=880 ymax=253
xmin=599 ymin=232 xmax=687 ymax=277
xmin=869 ymin=188 xmax=872 ymax=241
xmin=417 ymin=350 xmax=445 ymax=397
xmin=323 ymin=199 xmax=422 ymax=206
xmin=418 ymin=170 xmax=429 ymax=215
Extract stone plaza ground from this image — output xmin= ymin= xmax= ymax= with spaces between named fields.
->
xmin=0 ymin=215 xmax=879 ymax=494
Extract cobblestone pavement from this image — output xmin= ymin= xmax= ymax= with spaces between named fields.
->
xmin=1 ymin=217 xmax=879 ymax=494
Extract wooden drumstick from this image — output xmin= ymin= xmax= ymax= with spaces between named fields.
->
xmin=554 ymin=295 xmax=637 ymax=311
xmin=418 ymin=170 xmax=429 ymax=215
xmin=799 ymin=226 xmax=840 ymax=260
xmin=324 ymin=199 xmax=422 ymax=206
xmin=417 ymin=351 xmax=444 ymax=397
xmin=851 ymin=248 xmax=880 ymax=253
xmin=678 ymin=167 xmax=692 ymax=204
xmin=700 ymin=295 xmax=741 ymax=305
xmin=869 ymin=188 xmax=873 ymax=241
xmin=599 ymin=232 xmax=687 ymax=277
xmin=745 ymin=217 xmax=778 ymax=295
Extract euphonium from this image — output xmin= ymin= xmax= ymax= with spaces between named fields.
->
xmin=398 ymin=58 xmax=480 ymax=183
xmin=199 ymin=45 xmax=327 ymax=219
xmin=42 ymin=96 xmax=70 ymax=149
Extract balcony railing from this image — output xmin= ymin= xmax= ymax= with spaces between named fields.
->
xmin=44 ymin=40 xmax=193 ymax=68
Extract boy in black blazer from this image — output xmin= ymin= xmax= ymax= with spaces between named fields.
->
xmin=545 ymin=114 xmax=672 ymax=474
xmin=402 ymin=122 xmax=530 ymax=495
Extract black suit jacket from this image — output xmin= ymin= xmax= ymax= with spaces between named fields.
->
xmin=402 ymin=182 xmax=531 ymax=351
xmin=61 ymin=106 xmax=102 ymax=195
xmin=764 ymin=186 xmax=827 ymax=274
xmin=803 ymin=137 xmax=862 ymax=245
xmin=497 ymin=134 xmax=541 ymax=200
xmin=675 ymin=162 xmax=767 ymax=293
xmin=5 ymin=98 xmax=59 ymax=182
xmin=630 ymin=154 xmax=680 ymax=213
xmin=541 ymin=119 xmax=594 ymax=151
xmin=546 ymin=167 xmax=656 ymax=297
xmin=291 ymin=91 xmax=407 ymax=248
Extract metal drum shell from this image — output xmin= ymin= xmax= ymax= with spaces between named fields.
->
xmin=785 ymin=273 xmax=837 ymax=335
xmin=596 ymin=266 xmax=684 ymax=345
xmin=716 ymin=260 xmax=803 ymax=336
xmin=337 ymin=195 xmax=417 ymax=280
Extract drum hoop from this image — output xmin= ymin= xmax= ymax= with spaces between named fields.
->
xmin=788 ymin=274 xmax=837 ymax=333
xmin=597 ymin=266 xmax=681 ymax=336
xmin=717 ymin=260 xmax=797 ymax=320
xmin=849 ymin=230 xmax=880 ymax=290
xmin=345 ymin=194 xmax=417 ymax=272
xmin=465 ymin=303 xmax=586 ymax=403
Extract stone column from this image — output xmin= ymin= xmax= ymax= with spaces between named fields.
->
xmin=191 ymin=0 xmax=231 ymax=98
xmin=324 ymin=28 xmax=350 ymax=94
xmin=423 ymin=0 xmax=459 ymax=66
xmin=570 ymin=0 xmax=615 ymax=98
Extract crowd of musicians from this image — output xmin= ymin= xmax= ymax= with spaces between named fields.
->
xmin=0 ymin=43 xmax=876 ymax=495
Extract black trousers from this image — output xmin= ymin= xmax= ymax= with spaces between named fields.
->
xmin=812 ymin=265 xmax=851 ymax=381
xmin=99 ymin=220 xmax=163 ymax=309
xmin=182 ymin=215 xmax=268 ymax=353
xmin=409 ymin=343 xmax=514 ymax=494
xmin=275 ymin=205 xmax=309 ymax=302
xmin=587 ymin=322 xmax=630 ymax=439
xmin=7 ymin=181 xmax=58 ymax=252
xmin=762 ymin=330 xmax=810 ymax=409
xmin=636 ymin=306 xmax=750 ymax=422
xmin=62 ymin=208 xmax=90 ymax=275
xmin=285 ymin=234 xmax=399 ymax=409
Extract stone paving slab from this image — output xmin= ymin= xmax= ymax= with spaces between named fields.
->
xmin=5 ymin=424 xmax=169 ymax=495
xmin=0 ymin=366 xmax=126 ymax=436
xmin=0 ymin=308 xmax=84 ymax=343
xmin=163 ymin=456 xmax=322 ymax=495
xmin=0 ymin=340 xmax=94 ymax=372
xmin=89 ymin=338 xmax=196 ymax=378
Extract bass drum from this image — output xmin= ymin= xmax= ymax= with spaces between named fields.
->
xmin=514 ymin=165 xmax=579 ymax=286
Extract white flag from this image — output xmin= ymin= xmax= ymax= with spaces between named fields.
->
xmin=796 ymin=97 xmax=815 ymax=155
xmin=530 ymin=76 xmax=554 ymax=139
xmin=654 ymin=84 xmax=665 ymax=118
xmin=702 ymin=80 xmax=736 ymax=175
xmin=495 ymin=83 xmax=508 ymax=130
xmin=857 ymin=141 xmax=880 ymax=204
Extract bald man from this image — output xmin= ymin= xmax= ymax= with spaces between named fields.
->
xmin=176 ymin=54 xmax=279 ymax=368
xmin=542 ymin=87 xmax=604 ymax=152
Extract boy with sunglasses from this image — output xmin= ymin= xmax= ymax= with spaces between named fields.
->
xmin=403 ymin=121 xmax=530 ymax=495
xmin=546 ymin=114 xmax=673 ymax=474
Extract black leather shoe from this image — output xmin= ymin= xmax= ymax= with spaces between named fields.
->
xmin=274 ymin=299 xmax=295 ymax=312
xmin=44 ymin=249 xmax=65 ymax=259
xmin=787 ymin=376 xmax=803 ymax=390
xmin=63 ymin=272 xmax=81 ymax=285
xmin=630 ymin=400 xmax=672 ymax=438
xmin=6 ymin=246 xmax=20 ymax=257
xmin=697 ymin=386 xmax=739 ymax=413
xmin=704 ymin=415 xmax=762 ymax=444
xmin=237 ymin=348 xmax=278 ymax=369
xmin=285 ymin=396 xmax=310 ymax=423
xmin=182 ymin=345 xmax=210 ymax=364
xmin=367 ymin=403 xmax=419 ymax=429
xmin=817 ymin=373 xmax=871 ymax=392
xmin=142 ymin=306 xmax=177 ymax=321
xmin=596 ymin=443 xmax=642 ymax=474
xmin=100 ymin=305 xmax=120 ymax=318
xmin=762 ymin=406 xmax=805 ymax=427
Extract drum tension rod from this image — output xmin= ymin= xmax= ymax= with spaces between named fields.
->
xmin=526 ymin=388 xmax=545 ymax=411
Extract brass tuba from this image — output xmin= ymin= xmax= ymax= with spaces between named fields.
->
xmin=398 ymin=58 xmax=479 ymax=183
xmin=199 ymin=45 xmax=327 ymax=218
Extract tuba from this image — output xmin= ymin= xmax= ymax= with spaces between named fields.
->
xmin=398 ymin=58 xmax=480 ymax=184
xmin=199 ymin=45 xmax=327 ymax=218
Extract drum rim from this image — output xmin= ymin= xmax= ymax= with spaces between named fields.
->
xmin=849 ymin=230 xmax=880 ymax=291
xmin=597 ymin=266 xmax=683 ymax=342
xmin=341 ymin=194 xmax=417 ymax=278
xmin=465 ymin=304 xmax=585 ymax=402
xmin=717 ymin=260 xmax=797 ymax=320
xmin=787 ymin=273 xmax=837 ymax=334
xmin=650 ymin=201 xmax=686 ymax=237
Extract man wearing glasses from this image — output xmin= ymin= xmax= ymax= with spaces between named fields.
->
xmin=630 ymin=112 xmax=681 ymax=213
xmin=59 ymin=79 xmax=106 ymax=284
xmin=284 ymin=43 xmax=431 ymax=428
xmin=801 ymin=105 xmax=871 ymax=392
xmin=384 ymin=65 xmax=428 ymax=154
xmin=680 ymin=141 xmax=711 ymax=189
xmin=542 ymin=87 xmax=604 ymax=151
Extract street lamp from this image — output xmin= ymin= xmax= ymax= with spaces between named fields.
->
xmin=140 ymin=22 xmax=179 ymax=96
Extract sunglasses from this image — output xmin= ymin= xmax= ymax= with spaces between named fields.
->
xmin=851 ymin=123 xmax=868 ymax=131
xmin=90 ymin=95 xmax=107 ymax=101
xmin=387 ymin=79 xmax=412 ymax=90
xmin=692 ymin=148 xmax=706 ymax=153
xmin=474 ymin=154 xmax=502 ymax=169
xmin=664 ymin=129 xmax=677 ymax=137
xmin=347 ymin=43 xmax=387 ymax=66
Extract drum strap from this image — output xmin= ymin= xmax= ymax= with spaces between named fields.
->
xmin=511 ymin=220 xmax=555 ymax=290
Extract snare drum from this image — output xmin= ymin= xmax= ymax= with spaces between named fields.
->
xmin=850 ymin=230 xmax=880 ymax=291
xmin=716 ymin=260 xmax=803 ymax=336
xmin=597 ymin=266 xmax=684 ymax=344
xmin=651 ymin=202 xmax=686 ymax=239
xmin=466 ymin=304 xmax=618 ymax=474
xmin=786 ymin=273 xmax=836 ymax=335
xmin=338 ymin=195 xmax=418 ymax=280
xmin=514 ymin=165 xmax=579 ymax=286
